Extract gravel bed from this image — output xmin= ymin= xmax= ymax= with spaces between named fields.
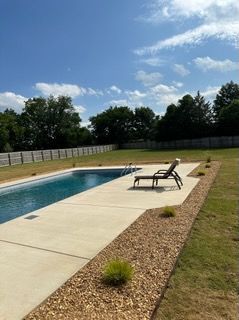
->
xmin=25 ymin=161 xmax=220 ymax=320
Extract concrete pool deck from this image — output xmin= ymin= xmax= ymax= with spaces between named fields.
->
xmin=0 ymin=163 xmax=199 ymax=320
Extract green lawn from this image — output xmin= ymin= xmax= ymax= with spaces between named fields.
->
xmin=0 ymin=148 xmax=237 ymax=183
xmin=155 ymin=150 xmax=238 ymax=319
xmin=0 ymin=147 xmax=238 ymax=319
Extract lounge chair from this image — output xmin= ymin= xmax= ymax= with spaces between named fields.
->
xmin=133 ymin=158 xmax=183 ymax=189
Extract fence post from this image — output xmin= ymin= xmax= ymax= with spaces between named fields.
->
xmin=31 ymin=151 xmax=34 ymax=162
xmin=21 ymin=152 xmax=24 ymax=164
xmin=50 ymin=150 xmax=53 ymax=160
xmin=65 ymin=149 xmax=67 ymax=158
xmin=41 ymin=151 xmax=44 ymax=161
xmin=8 ymin=153 xmax=11 ymax=166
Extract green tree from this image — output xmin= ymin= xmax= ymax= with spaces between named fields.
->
xmin=218 ymin=99 xmax=239 ymax=136
xmin=21 ymin=96 xmax=82 ymax=149
xmin=77 ymin=127 xmax=93 ymax=146
xmin=191 ymin=91 xmax=213 ymax=137
xmin=154 ymin=104 xmax=178 ymax=141
xmin=214 ymin=81 xmax=239 ymax=118
xmin=0 ymin=109 xmax=24 ymax=152
xmin=154 ymin=93 xmax=213 ymax=141
xmin=90 ymin=106 xmax=134 ymax=144
xmin=133 ymin=107 xmax=155 ymax=140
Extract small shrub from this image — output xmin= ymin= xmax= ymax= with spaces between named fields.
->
xmin=164 ymin=161 xmax=170 ymax=164
xmin=197 ymin=170 xmax=206 ymax=176
xmin=98 ymin=164 xmax=102 ymax=166
xmin=161 ymin=206 xmax=176 ymax=218
xmin=31 ymin=173 xmax=37 ymax=176
xmin=206 ymin=156 xmax=211 ymax=163
xmin=205 ymin=164 xmax=211 ymax=168
xmin=72 ymin=163 xmax=76 ymax=168
xmin=102 ymin=258 xmax=134 ymax=286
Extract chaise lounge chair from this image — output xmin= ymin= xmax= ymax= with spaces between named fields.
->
xmin=133 ymin=158 xmax=183 ymax=189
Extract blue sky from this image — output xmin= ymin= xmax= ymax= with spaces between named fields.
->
xmin=0 ymin=0 xmax=238 ymax=125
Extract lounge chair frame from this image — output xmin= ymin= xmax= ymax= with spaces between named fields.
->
xmin=133 ymin=159 xmax=183 ymax=189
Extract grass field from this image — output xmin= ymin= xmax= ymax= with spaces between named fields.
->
xmin=0 ymin=147 xmax=238 ymax=319
xmin=0 ymin=148 xmax=237 ymax=183
xmin=155 ymin=150 xmax=238 ymax=319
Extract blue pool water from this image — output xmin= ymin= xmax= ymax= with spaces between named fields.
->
xmin=0 ymin=169 xmax=123 ymax=224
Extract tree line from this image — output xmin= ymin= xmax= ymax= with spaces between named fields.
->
xmin=90 ymin=81 xmax=239 ymax=143
xmin=0 ymin=81 xmax=238 ymax=152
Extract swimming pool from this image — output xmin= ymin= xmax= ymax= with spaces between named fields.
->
xmin=0 ymin=169 xmax=124 ymax=224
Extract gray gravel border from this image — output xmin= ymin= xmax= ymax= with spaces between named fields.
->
xmin=25 ymin=161 xmax=220 ymax=320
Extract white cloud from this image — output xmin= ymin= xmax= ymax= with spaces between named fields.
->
xmin=125 ymin=89 xmax=146 ymax=99
xmin=172 ymin=81 xmax=183 ymax=88
xmin=35 ymin=82 xmax=84 ymax=98
xmin=135 ymin=22 xmax=239 ymax=55
xmin=135 ymin=1 xmax=239 ymax=55
xmin=156 ymin=93 xmax=183 ymax=107
xmin=74 ymin=105 xmax=86 ymax=114
xmin=81 ymin=121 xmax=90 ymax=128
xmin=135 ymin=70 xmax=163 ymax=86
xmin=106 ymin=90 xmax=147 ymax=107
xmin=35 ymin=82 xmax=104 ymax=98
xmin=0 ymin=92 xmax=27 ymax=112
xmin=106 ymin=85 xmax=182 ymax=109
xmin=108 ymin=85 xmax=122 ymax=94
xmin=150 ymin=84 xmax=177 ymax=95
xmin=107 ymin=99 xmax=128 ymax=106
xmin=87 ymin=88 xmax=103 ymax=96
xmin=201 ymin=86 xmax=220 ymax=100
xmin=194 ymin=56 xmax=239 ymax=72
xmin=172 ymin=64 xmax=190 ymax=77
xmin=142 ymin=0 xmax=239 ymax=23
xmin=139 ymin=57 xmax=165 ymax=67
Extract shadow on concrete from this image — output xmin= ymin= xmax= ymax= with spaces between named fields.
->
xmin=127 ymin=186 xmax=178 ymax=193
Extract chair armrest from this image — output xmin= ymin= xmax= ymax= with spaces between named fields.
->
xmin=153 ymin=172 xmax=165 ymax=178
xmin=154 ymin=169 xmax=167 ymax=174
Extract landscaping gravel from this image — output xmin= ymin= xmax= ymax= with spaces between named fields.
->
xmin=25 ymin=161 xmax=220 ymax=320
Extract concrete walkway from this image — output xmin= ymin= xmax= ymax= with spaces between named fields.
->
xmin=0 ymin=164 xmax=199 ymax=320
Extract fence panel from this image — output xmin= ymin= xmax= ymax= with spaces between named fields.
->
xmin=121 ymin=136 xmax=239 ymax=150
xmin=77 ymin=148 xmax=84 ymax=156
xmin=43 ymin=150 xmax=52 ymax=161
xmin=10 ymin=152 xmax=22 ymax=165
xmin=22 ymin=151 xmax=33 ymax=164
xmin=0 ymin=144 xmax=117 ymax=168
xmin=0 ymin=153 xmax=9 ymax=166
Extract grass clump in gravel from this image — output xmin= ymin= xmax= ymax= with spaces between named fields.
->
xmin=197 ymin=170 xmax=206 ymax=176
xmin=102 ymin=258 xmax=134 ymax=286
xmin=161 ymin=206 xmax=176 ymax=218
xmin=205 ymin=164 xmax=211 ymax=168
xmin=206 ymin=155 xmax=211 ymax=163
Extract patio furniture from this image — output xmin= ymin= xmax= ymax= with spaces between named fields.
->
xmin=133 ymin=158 xmax=183 ymax=189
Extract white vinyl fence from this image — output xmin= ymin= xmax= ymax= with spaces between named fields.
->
xmin=0 ymin=144 xmax=118 ymax=167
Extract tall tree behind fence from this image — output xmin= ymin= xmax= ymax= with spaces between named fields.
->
xmin=0 ymin=144 xmax=118 ymax=167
